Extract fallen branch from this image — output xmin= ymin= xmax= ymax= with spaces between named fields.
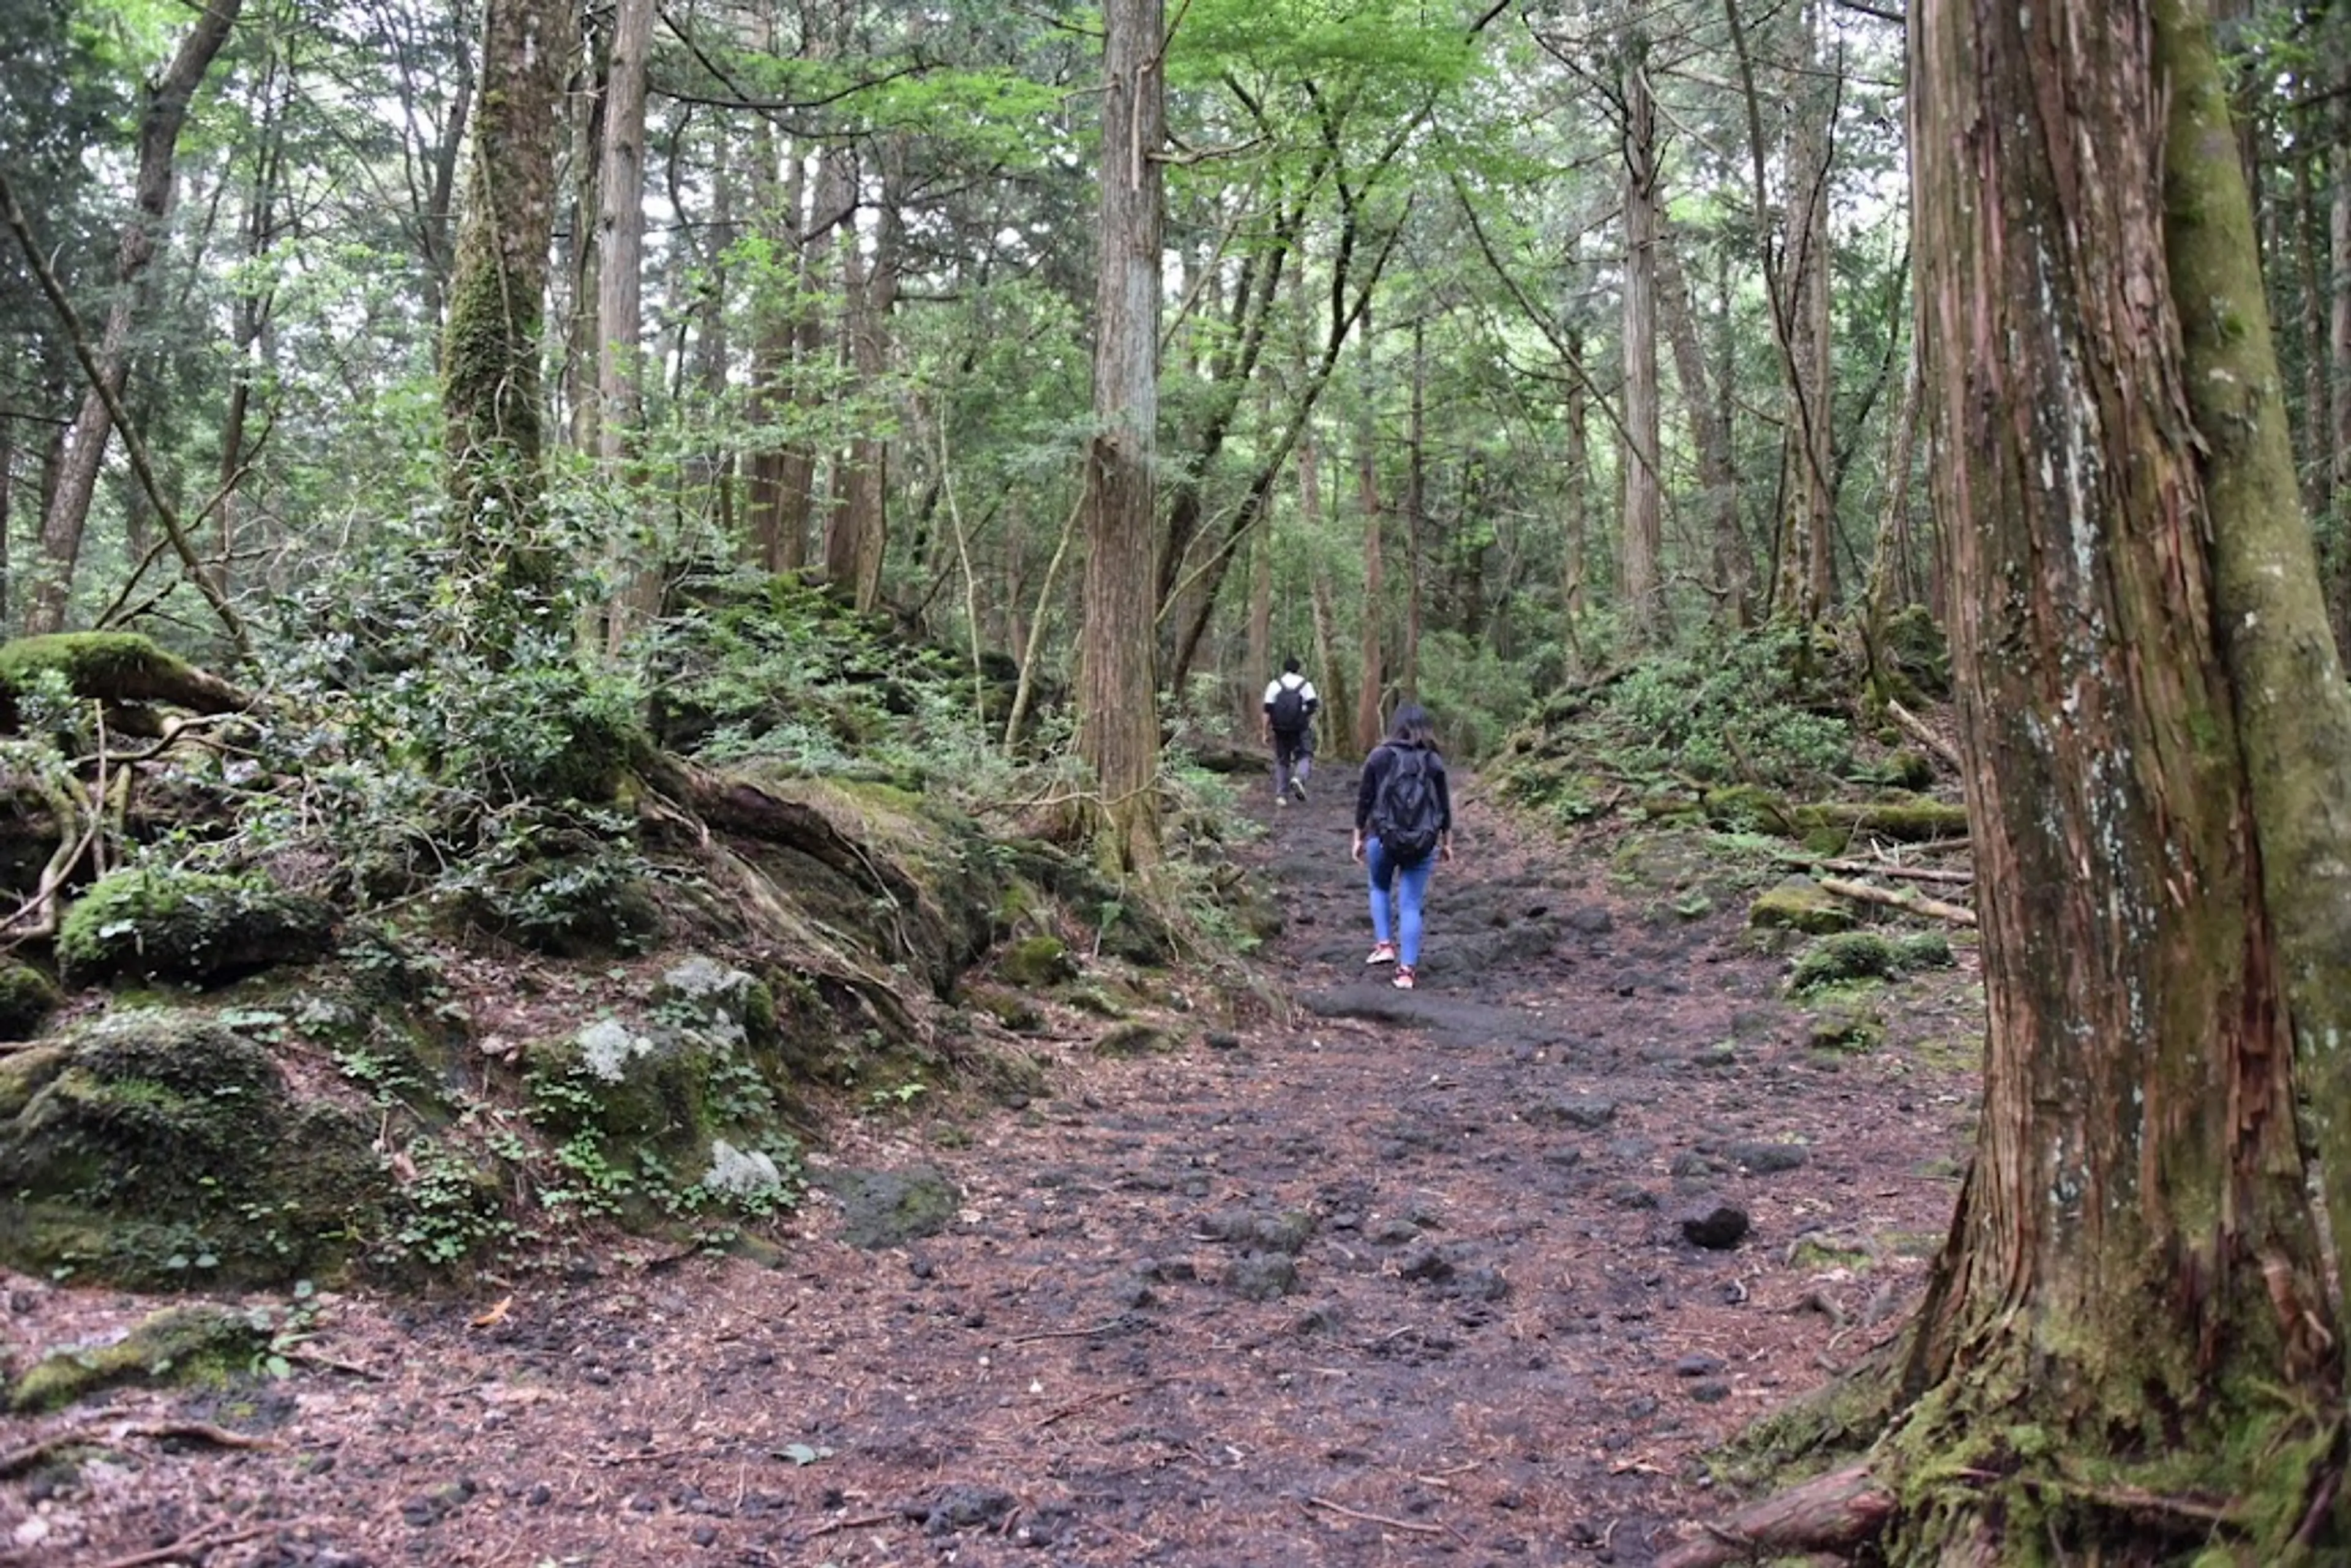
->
xmin=1 ymin=1419 xmax=276 ymax=1477
xmin=1818 ymin=856 xmax=1973 ymax=886
xmin=1819 ymin=875 xmax=1978 ymax=928
xmin=1655 ymin=1463 xmax=1894 ymax=1568
xmin=97 ymin=1523 xmax=271 ymax=1568
xmin=1886 ymin=697 xmax=1963 ymax=773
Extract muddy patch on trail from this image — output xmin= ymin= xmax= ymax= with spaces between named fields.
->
xmin=0 ymin=763 xmax=1982 ymax=1567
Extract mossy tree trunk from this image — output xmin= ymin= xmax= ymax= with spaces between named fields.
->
xmin=1873 ymin=1 xmax=2347 ymax=1558
xmin=441 ymin=0 xmax=573 ymax=631
xmin=1075 ymin=0 xmax=1163 ymax=876
xmin=2157 ymin=0 xmax=2351 ymax=1470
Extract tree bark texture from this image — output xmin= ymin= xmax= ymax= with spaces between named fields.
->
xmin=2154 ymin=1 xmax=2351 ymax=1444
xmin=1076 ymin=0 xmax=1164 ymax=874
xmin=27 ymin=0 xmax=243 ymax=636
xmin=595 ymin=0 xmax=654 ymax=649
xmin=1894 ymin=0 xmax=2344 ymax=1556
xmin=1354 ymin=327 xmax=1386 ymax=752
xmin=745 ymin=123 xmax=816 ymax=574
xmin=1617 ymin=12 xmax=1665 ymax=647
xmin=1658 ymin=226 xmax=1748 ymax=628
xmin=441 ymin=0 xmax=572 ymax=606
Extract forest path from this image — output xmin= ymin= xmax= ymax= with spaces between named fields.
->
xmin=0 ymin=760 xmax=1983 ymax=1568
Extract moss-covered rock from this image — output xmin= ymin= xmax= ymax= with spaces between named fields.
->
xmin=1807 ymin=1006 xmax=1886 ymax=1054
xmin=456 ymin=854 xmax=660 ymax=958
xmin=58 ymin=868 xmax=336 ymax=988
xmin=0 ymin=1010 xmax=392 ymax=1287
xmin=815 ymin=1164 xmax=959 ymax=1250
xmin=0 ymin=960 xmax=61 ymax=1039
xmin=1879 ymin=604 xmax=1952 ymax=700
xmin=999 ymin=935 xmax=1076 ymax=989
xmin=1749 ymin=877 xmax=1856 ymax=936
xmin=523 ymin=1014 xmax=744 ymax=1160
xmin=1093 ymin=1021 xmax=1177 ymax=1059
xmin=1788 ymin=932 xmax=1906 ymax=994
xmin=9 ymin=1302 xmax=268 ymax=1413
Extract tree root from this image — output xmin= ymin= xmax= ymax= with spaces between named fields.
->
xmin=1653 ymin=1463 xmax=1893 ymax=1568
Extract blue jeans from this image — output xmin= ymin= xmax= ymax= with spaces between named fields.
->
xmin=1365 ymin=836 xmax=1434 ymax=966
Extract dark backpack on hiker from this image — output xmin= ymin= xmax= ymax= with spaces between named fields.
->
xmin=1372 ymin=745 xmax=1442 ymax=865
xmin=1269 ymin=681 xmax=1309 ymax=736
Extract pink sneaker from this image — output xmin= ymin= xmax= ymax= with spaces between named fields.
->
xmin=1392 ymin=965 xmax=1416 ymax=990
xmin=1366 ymin=942 xmax=1397 ymax=966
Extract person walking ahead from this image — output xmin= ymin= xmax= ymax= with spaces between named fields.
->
xmin=1354 ymin=703 xmax=1453 ymax=991
xmin=1262 ymin=657 xmax=1319 ymax=806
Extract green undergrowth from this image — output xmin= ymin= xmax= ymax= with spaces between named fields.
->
xmin=1491 ymin=618 xmax=1960 ymax=846
xmin=0 ymin=547 xmax=1265 ymax=1313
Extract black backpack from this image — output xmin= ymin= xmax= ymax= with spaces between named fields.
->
xmin=1269 ymin=681 xmax=1308 ymax=735
xmin=1372 ymin=745 xmax=1442 ymax=865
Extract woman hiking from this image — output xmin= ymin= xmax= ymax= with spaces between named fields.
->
xmin=1352 ymin=703 xmax=1453 ymax=991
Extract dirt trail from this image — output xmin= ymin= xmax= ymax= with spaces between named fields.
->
xmin=0 ymin=763 xmax=1982 ymax=1567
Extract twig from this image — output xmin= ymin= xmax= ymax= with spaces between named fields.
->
xmin=96 ymin=1523 xmax=271 ymax=1568
xmin=1303 ymin=1494 xmax=1447 ymax=1535
xmin=1 ymin=1419 xmax=277 ymax=1477
xmin=1029 ymin=1378 xmax=1163 ymax=1431
xmin=802 ymin=1510 xmax=902 ymax=1539
xmin=1002 ymin=1315 xmax=1133 ymax=1345
xmin=285 ymin=1349 xmax=384 ymax=1381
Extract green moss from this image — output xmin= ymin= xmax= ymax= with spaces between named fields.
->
xmin=1807 ymin=1006 xmax=1886 ymax=1054
xmin=1750 ymin=877 xmax=1857 ymax=936
xmin=0 ymin=632 xmax=197 ymax=699
xmin=58 ymin=868 xmax=336 ymax=988
xmin=9 ymin=1303 xmax=267 ymax=1413
xmin=1790 ymin=1238 xmax=1872 ymax=1270
xmin=999 ymin=935 xmax=1076 ymax=989
xmin=0 ymin=961 xmax=61 ymax=1040
xmin=524 ymin=1019 xmax=716 ymax=1150
xmin=1093 ymin=1022 xmax=1176 ymax=1059
xmin=0 ymin=1010 xmax=391 ymax=1287
xmin=1789 ymin=932 xmax=1905 ymax=994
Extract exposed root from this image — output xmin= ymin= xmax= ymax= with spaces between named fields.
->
xmin=1653 ymin=1463 xmax=1892 ymax=1568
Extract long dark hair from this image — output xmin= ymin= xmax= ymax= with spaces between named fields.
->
xmin=1387 ymin=702 xmax=1437 ymax=749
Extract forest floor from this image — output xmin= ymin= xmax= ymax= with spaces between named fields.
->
xmin=0 ymin=756 xmax=1986 ymax=1568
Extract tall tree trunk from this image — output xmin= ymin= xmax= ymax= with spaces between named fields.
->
xmin=1790 ymin=0 xmax=1836 ymax=619
xmin=0 ymin=413 xmax=13 ymax=626
xmin=1861 ymin=340 xmax=1921 ymax=645
xmin=745 ymin=123 xmax=816 ymax=572
xmin=2295 ymin=131 xmax=2328 ymax=524
xmin=1658 ymin=225 xmax=1749 ymax=628
xmin=839 ymin=138 xmax=902 ymax=614
xmin=442 ymin=0 xmax=573 ymax=616
xmin=1076 ymin=0 xmax=1164 ymax=874
xmin=26 ymin=0 xmax=243 ymax=636
xmin=1560 ymin=324 xmax=1590 ymax=675
xmin=1298 ymin=424 xmax=1352 ymax=759
xmin=1402 ymin=320 xmax=1425 ymax=694
xmin=597 ymin=0 xmax=656 ymax=651
xmin=1618 ymin=10 xmax=1665 ymax=647
xmin=1355 ymin=326 xmax=1387 ymax=751
xmin=1247 ymin=505 xmax=1272 ymax=732
xmin=2331 ymin=109 xmax=2351 ymax=659
xmin=816 ymin=141 xmax=859 ymax=592
xmin=1807 ymin=5 xmax=2351 ymax=1560
xmin=216 ymin=42 xmax=288 ymax=605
